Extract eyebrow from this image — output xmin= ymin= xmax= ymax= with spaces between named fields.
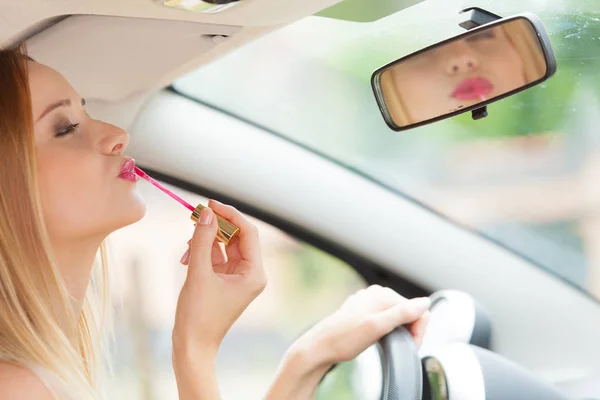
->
xmin=36 ymin=98 xmax=86 ymax=123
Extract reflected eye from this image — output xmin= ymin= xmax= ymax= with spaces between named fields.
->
xmin=54 ymin=123 xmax=80 ymax=138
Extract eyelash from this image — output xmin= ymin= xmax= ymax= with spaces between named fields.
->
xmin=55 ymin=123 xmax=80 ymax=138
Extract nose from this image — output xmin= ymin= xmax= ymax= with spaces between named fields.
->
xmin=98 ymin=122 xmax=130 ymax=156
xmin=445 ymin=43 xmax=479 ymax=76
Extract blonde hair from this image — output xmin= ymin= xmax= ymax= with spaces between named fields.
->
xmin=380 ymin=18 xmax=548 ymax=127
xmin=0 ymin=45 xmax=112 ymax=399
xmin=502 ymin=18 xmax=547 ymax=82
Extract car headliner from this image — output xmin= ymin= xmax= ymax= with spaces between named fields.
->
xmin=0 ymin=0 xmax=419 ymax=103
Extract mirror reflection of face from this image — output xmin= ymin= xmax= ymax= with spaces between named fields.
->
xmin=381 ymin=20 xmax=543 ymax=126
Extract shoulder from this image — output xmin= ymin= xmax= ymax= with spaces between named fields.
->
xmin=0 ymin=360 xmax=56 ymax=399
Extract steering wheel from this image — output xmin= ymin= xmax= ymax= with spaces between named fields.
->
xmin=378 ymin=326 xmax=423 ymax=400
xmin=378 ymin=320 xmax=569 ymax=400
xmin=320 ymin=291 xmax=569 ymax=400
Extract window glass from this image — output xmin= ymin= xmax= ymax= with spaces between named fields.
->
xmin=173 ymin=0 xmax=600 ymax=300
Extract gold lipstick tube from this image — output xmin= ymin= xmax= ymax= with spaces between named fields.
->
xmin=190 ymin=203 xmax=240 ymax=245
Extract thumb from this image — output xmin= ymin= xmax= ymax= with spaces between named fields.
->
xmin=372 ymin=297 xmax=431 ymax=336
xmin=188 ymin=207 xmax=219 ymax=274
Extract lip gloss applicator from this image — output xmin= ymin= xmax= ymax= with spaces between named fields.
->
xmin=134 ymin=166 xmax=239 ymax=244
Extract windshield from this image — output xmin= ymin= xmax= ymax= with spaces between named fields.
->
xmin=173 ymin=0 xmax=600 ymax=300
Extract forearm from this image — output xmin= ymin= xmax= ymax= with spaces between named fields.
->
xmin=173 ymin=348 xmax=220 ymax=400
xmin=265 ymin=344 xmax=333 ymax=400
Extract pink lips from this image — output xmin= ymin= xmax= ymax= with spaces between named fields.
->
xmin=451 ymin=77 xmax=493 ymax=100
xmin=119 ymin=158 xmax=139 ymax=182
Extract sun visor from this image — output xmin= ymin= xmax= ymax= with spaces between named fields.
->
xmin=26 ymin=15 xmax=241 ymax=102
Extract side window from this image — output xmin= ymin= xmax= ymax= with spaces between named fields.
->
xmin=106 ymin=181 xmax=365 ymax=399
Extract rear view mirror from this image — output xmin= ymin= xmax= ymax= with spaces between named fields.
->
xmin=371 ymin=14 xmax=557 ymax=131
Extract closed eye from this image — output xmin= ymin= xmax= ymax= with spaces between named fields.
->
xmin=54 ymin=123 xmax=80 ymax=138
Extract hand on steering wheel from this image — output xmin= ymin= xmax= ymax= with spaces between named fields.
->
xmin=291 ymin=285 xmax=430 ymax=366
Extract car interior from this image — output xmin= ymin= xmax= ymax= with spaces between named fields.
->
xmin=2 ymin=0 xmax=600 ymax=399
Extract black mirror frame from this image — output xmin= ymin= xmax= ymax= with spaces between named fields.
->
xmin=371 ymin=12 xmax=557 ymax=132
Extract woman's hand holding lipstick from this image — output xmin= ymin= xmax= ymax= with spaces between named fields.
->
xmin=171 ymin=200 xmax=267 ymax=400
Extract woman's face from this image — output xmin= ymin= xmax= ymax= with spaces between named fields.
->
xmin=389 ymin=25 xmax=526 ymax=124
xmin=29 ymin=62 xmax=146 ymax=244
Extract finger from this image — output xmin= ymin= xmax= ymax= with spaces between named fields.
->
xmin=408 ymin=311 xmax=430 ymax=348
xmin=370 ymin=297 xmax=431 ymax=337
xmin=368 ymin=285 xmax=408 ymax=311
xmin=222 ymin=235 xmax=243 ymax=263
xmin=180 ymin=238 xmax=195 ymax=266
xmin=211 ymin=241 xmax=227 ymax=265
xmin=180 ymin=248 xmax=190 ymax=265
xmin=188 ymin=207 xmax=219 ymax=276
xmin=213 ymin=263 xmax=230 ymax=274
xmin=208 ymin=200 xmax=261 ymax=263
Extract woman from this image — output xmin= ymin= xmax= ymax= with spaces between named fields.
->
xmin=0 ymin=45 xmax=430 ymax=399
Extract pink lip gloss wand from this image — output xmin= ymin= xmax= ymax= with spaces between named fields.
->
xmin=134 ymin=166 xmax=239 ymax=244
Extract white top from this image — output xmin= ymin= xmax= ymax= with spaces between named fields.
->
xmin=27 ymin=363 xmax=71 ymax=399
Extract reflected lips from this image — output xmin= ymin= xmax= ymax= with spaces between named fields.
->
xmin=119 ymin=159 xmax=139 ymax=182
xmin=452 ymin=77 xmax=493 ymax=100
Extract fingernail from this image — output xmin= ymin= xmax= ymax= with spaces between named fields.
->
xmin=199 ymin=208 xmax=214 ymax=225
xmin=180 ymin=248 xmax=190 ymax=264
xmin=411 ymin=297 xmax=431 ymax=314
